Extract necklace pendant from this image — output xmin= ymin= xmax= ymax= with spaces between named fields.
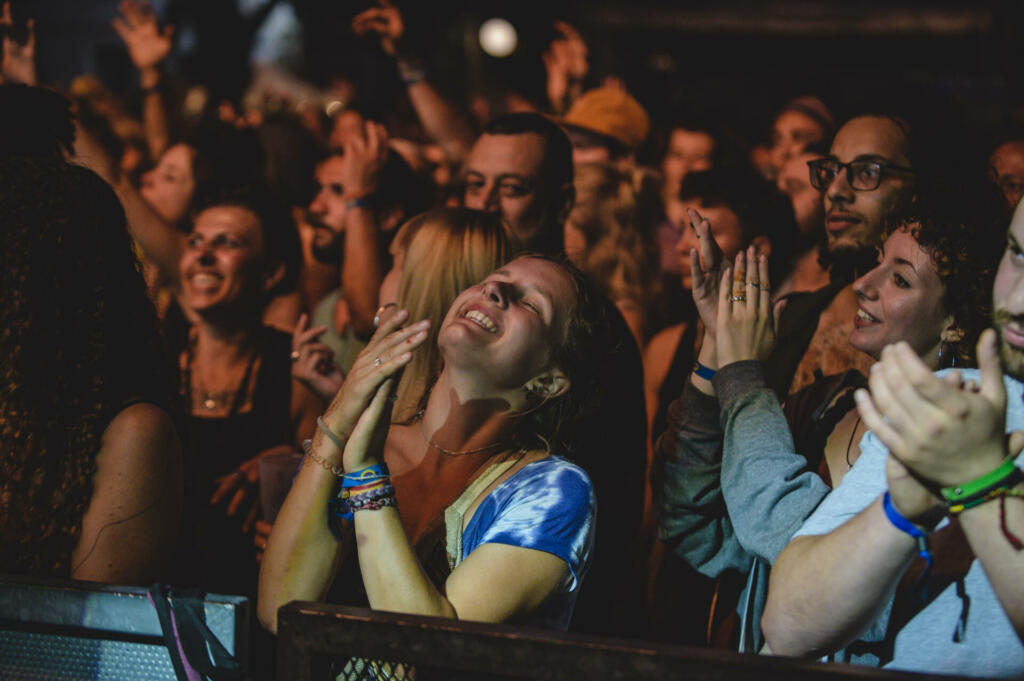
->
xmin=203 ymin=397 xmax=218 ymax=410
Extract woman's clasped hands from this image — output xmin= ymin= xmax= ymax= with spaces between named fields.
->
xmin=322 ymin=309 xmax=430 ymax=473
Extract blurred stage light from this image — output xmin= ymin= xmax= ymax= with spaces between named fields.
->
xmin=479 ymin=18 xmax=517 ymax=58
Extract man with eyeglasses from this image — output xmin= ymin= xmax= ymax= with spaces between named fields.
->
xmin=764 ymin=114 xmax=915 ymax=397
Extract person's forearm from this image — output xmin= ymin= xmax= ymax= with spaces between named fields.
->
xmin=73 ymin=121 xmax=183 ymax=280
xmin=258 ymin=430 xmax=350 ymax=633
xmin=717 ymin=362 xmax=830 ymax=564
xmin=115 ymin=176 xmax=184 ymax=280
xmin=355 ymin=503 xmax=456 ymax=618
xmin=341 ymin=206 xmax=385 ymax=338
xmin=957 ymin=479 xmax=1024 ymax=640
xmin=139 ymin=68 xmax=169 ymax=160
xmin=405 ymin=81 xmax=474 ymax=164
xmin=762 ymin=496 xmax=916 ymax=657
xmin=656 ymin=381 xmax=752 ymax=576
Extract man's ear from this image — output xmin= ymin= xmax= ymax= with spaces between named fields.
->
xmin=263 ymin=260 xmax=287 ymax=294
xmin=750 ymin=235 xmax=773 ymax=259
xmin=525 ymin=368 xmax=570 ymax=401
xmin=556 ymin=183 xmax=576 ymax=227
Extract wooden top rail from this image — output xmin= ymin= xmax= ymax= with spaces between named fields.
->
xmin=276 ymin=602 xmax=980 ymax=681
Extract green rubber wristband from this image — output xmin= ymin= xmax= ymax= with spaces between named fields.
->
xmin=940 ymin=455 xmax=1020 ymax=503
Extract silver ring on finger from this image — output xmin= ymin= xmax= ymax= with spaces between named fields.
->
xmin=747 ymin=282 xmax=769 ymax=292
xmin=290 ymin=350 xmax=301 ymax=362
xmin=729 ymin=295 xmax=747 ymax=303
xmin=373 ymin=356 xmax=382 ymax=367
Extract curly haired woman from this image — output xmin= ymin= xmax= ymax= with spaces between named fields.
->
xmin=0 ymin=155 xmax=183 ymax=583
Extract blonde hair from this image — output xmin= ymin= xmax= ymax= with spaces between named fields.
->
xmin=567 ymin=163 xmax=653 ymax=315
xmin=391 ymin=208 xmax=513 ymax=421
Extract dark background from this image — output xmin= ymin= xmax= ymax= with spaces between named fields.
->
xmin=15 ymin=0 xmax=1024 ymax=156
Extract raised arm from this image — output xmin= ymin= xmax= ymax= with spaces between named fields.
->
xmin=338 ymin=121 xmax=389 ymax=338
xmin=0 ymin=1 xmax=36 ymax=86
xmin=714 ymin=247 xmax=831 ymax=563
xmin=258 ymin=311 xmax=427 ymax=632
xmin=112 ymin=0 xmax=173 ymax=160
xmin=352 ymin=1 xmax=474 ymax=163
xmin=73 ymin=122 xmax=185 ymax=280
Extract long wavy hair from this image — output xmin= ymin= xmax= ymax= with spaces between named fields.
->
xmin=0 ymin=157 xmax=174 ymax=576
xmin=391 ymin=208 xmax=513 ymax=422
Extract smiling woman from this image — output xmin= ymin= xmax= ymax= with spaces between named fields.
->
xmin=170 ymin=184 xmax=324 ymax=602
xmin=260 ymin=256 xmax=612 ymax=635
xmin=654 ymin=173 xmax=1006 ymax=650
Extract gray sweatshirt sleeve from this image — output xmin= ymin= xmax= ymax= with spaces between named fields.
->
xmin=655 ymin=378 xmax=754 ymax=577
xmin=714 ymin=360 xmax=832 ymax=565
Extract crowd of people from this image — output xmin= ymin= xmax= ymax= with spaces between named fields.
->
xmin=1 ymin=0 xmax=1023 ymax=678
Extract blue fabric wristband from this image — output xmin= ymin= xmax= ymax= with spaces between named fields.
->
xmin=693 ymin=361 xmax=716 ymax=380
xmin=882 ymin=491 xmax=933 ymax=568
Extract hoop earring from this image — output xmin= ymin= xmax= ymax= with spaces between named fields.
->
xmin=938 ymin=340 xmax=957 ymax=369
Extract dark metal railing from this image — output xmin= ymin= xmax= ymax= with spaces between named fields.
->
xmin=276 ymin=602 xmax=974 ymax=681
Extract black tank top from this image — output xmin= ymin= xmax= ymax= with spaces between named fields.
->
xmin=180 ymin=326 xmax=294 ymax=597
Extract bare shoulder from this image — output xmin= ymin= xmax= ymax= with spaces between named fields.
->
xmin=99 ymin=402 xmax=181 ymax=467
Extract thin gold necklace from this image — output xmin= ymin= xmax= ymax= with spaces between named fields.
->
xmin=415 ymin=410 xmax=508 ymax=457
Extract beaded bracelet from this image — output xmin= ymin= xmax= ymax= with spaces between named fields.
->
xmin=301 ymin=438 xmax=344 ymax=477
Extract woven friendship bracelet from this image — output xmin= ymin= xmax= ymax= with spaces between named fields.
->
xmin=342 ymin=462 xmax=390 ymax=488
xmin=342 ymin=483 xmax=395 ymax=503
xmin=352 ymin=496 xmax=398 ymax=512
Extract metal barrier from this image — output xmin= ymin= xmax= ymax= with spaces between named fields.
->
xmin=276 ymin=602 xmax=975 ymax=681
xmin=0 ymin=574 xmax=248 ymax=681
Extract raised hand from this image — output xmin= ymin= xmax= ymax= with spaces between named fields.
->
xmin=715 ymin=246 xmax=777 ymax=367
xmin=351 ymin=0 xmax=404 ymax=56
xmin=112 ymin=0 xmax=173 ymax=82
xmin=1 ymin=2 xmax=36 ymax=86
xmin=291 ymin=313 xmax=345 ymax=403
xmin=856 ymin=330 xmax=1019 ymax=495
xmin=688 ymin=207 xmax=727 ymax=337
xmin=323 ymin=309 xmax=428 ymax=451
xmin=543 ymin=20 xmax=588 ymax=112
xmin=340 ymin=120 xmax=389 ymax=200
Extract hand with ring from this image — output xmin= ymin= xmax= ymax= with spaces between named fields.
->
xmin=291 ymin=313 xmax=345 ymax=402
xmin=318 ymin=309 xmax=430 ymax=468
xmin=715 ymin=246 xmax=780 ymax=367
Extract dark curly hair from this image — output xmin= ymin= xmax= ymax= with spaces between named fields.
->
xmin=512 ymin=255 xmax=611 ymax=457
xmin=884 ymin=174 xmax=1007 ymax=367
xmin=0 ymin=157 xmax=175 ymax=576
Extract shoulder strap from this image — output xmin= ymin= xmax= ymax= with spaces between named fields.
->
xmin=444 ymin=458 xmax=519 ymax=570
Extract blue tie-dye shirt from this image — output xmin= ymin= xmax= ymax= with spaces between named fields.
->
xmin=461 ymin=456 xmax=596 ymax=630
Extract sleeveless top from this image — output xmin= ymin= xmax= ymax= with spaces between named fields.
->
xmin=177 ymin=326 xmax=294 ymax=597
